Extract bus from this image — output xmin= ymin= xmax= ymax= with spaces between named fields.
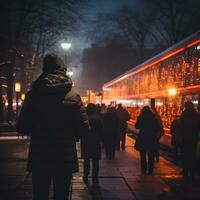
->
xmin=102 ymin=31 xmax=200 ymax=147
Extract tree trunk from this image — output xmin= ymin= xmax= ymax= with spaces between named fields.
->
xmin=7 ymin=62 xmax=14 ymax=122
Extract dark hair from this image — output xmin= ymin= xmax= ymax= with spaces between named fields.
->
xmin=140 ymin=106 xmax=152 ymax=115
xmin=87 ymin=103 xmax=97 ymax=114
xmin=43 ymin=53 xmax=66 ymax=74
xmin=118 ymin=104 xmax=122 ymax=108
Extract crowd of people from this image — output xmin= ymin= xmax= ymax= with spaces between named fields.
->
xmin=80 ymin=102 xmax=130 ymax=184
xmin=16 ymin=54 xmax=200 ymax=200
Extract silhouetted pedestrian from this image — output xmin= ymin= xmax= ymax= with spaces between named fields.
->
xmin=134 ymin=106 xmax=160 ymax=174
xmin=81 ymin=103 xmax=103 ymax=184
xmin=101 ymin=103 xmax=107 ymax=115
xmin=116 ymin=104 xmax=130 ymax=151
xmin=16 ymin=53 xmax=90 ymax=200
xmin=103 ymin=107 xmax=119 ymax=159
xmin=170 ymin=116 xmax=181 ymax=164
xmin=179 ymin=101 xmax=200 ymax=182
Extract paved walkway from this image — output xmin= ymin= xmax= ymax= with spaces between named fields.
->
xmin=0 ymin=136 xmax=200 ymax=200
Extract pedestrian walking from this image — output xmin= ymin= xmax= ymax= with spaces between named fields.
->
xmin=179 ymin=101 xmax=200 ymax=182
xmin=81 ymin=103 xmax=103 ymax=184
xmin=170 ymin=116 xmax=181 ymax=164
xmin=134 ymin=106 xmax=160 ymax=174
xmin=116 ymin=104 xmax=130 ymax=151
xmin=16 ymin=53 xmax=90 ymax=200
xmin=103 ymin=107 xmax=119 ymax=159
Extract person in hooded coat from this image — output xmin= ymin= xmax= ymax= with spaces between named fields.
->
xmin=179 ymin=101 xmax=200 ymax=182
xmin=81 ymin=103 xmax=103 ymax=184
xmin=103 ymin=107 xmax=119 ymax=159
xmin=134 ymin=106 xmax=160 ymax=174
xmin=116 ymin=104 xmax=130 ymax=151
xmin=16 ymin=53 xmax=90 ymax=200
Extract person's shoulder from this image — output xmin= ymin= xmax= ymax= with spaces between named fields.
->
xmin=63 ymin=89 xmax=82 ymax=107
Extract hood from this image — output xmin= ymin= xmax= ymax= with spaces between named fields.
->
xmin=32 ymin=68 xmax=72 ymax=95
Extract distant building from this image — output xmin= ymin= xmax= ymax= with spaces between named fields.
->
xmin=81 ymin=41 xmax=158 ymax=92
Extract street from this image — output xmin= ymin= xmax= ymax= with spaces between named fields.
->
xmin=0 ymin=136 xmax=200 ymax=200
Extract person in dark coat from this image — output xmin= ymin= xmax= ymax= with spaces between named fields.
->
xmin=81 ymin=103 xmax=103 ymax=184
xmin=116 ymin=104 xmax=130 ymax=151
xmin=16 ymin=53 xmax=90 ymax=200
xmin=103 ymin=107 xmax=119 ymax=159
xmin=134 ymin=106 xmax=160 ymax=174
xmin=179 ymin=101 xmax=200 ymax=182
xmin=170 ymin=116 xmax=181 ymax=164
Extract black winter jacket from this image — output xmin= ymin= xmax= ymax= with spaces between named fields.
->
xmin=81 ymin=113 xmax=103 ymax=159
xmin=16 ymin=68 xmax=89 ymax=172
xmin=135 ymin=112 xmax=160 ymax=152
xmin=180 ymin=109 xmax=200 ymax=147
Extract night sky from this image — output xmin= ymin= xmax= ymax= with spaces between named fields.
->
xmin=71 ymin=0 xmax=140 ymax=49
xmin=83 ymin=0 xmax=139 ymax=19
xmin=68 ymin=0 xmax=141 ymax=86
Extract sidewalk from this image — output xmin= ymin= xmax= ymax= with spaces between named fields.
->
xmin=0 ymin=137 xmax=200 ymax=200
xmin=72 ymin=137 xmax=181 ymax=200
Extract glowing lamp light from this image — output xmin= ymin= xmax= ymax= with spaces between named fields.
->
xmin=168 ymin=88 xmax=177 ymax=96
xmin=193 ymin=100 xmax=198 ymax=105
xmin=21 ymin=93 xmax=25 ymax=101
xmin=66 ymin=71 xmax=74 ymax=76
xmin=61 ymin=43 xmax=71 ymax=50
xmin=103 ymin=88 xmax=112 ymax=91
xmin=15 ymin=82 xmax=21 ymax=93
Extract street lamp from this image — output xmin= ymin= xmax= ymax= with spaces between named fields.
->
xmin=61 ymin=42 xmax=73 ymax=76
xmin=15 ymin=82 xmax=21 ymax=117
xmin=61 ymin=42 xmax=71 ymax=50
xmin=61 ymin=42 xmax=71 ymax=65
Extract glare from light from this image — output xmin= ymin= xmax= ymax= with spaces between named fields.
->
xmin=168 ymin=88 xmax=177 ymax=96
xmin=156 ymin=102 xmax=163 ymax=106
xmin=103 ymin=88 xmax=112 ymax=91
xmin=67 ymin=71 xmax=74 ymax=76
xmin=61 ymin=43 xmax=71 ymax=50
xmin=137 ymin=102 xmax=144 ymax=106
xmin=15 ymin=82 xmax=21 ymax=93
xmin=21 ymin=94 xmax=25 ymax=101
xmin=193 ymin=100 xmax=198 ymax=104
xmin=5 ymin=102 xmax=22 ymax=106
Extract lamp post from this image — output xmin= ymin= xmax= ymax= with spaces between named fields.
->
xmin=61 ymin=42 xmax=71 ymax=65
xmin=15 ymin=82 xmax=21 ymax=117
xmin=61 ymin=42 xmax=73 ymax=77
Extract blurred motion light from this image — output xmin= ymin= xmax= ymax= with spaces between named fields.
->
xmin=15 ymin=82 xmax=21 ymax=93
xmin=61 ymin=42 xmax=71 ymax=50
xmin=168 ymin=88 xmax=177 ymax=96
